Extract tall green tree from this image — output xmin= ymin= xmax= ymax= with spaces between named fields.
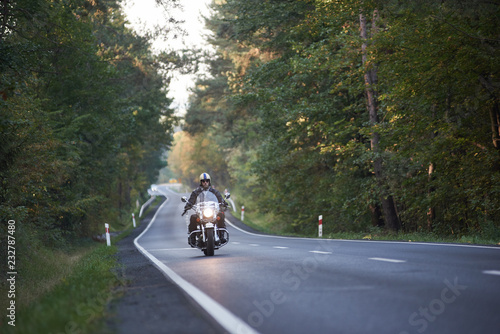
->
xmin=374 ymin=0 xmax=500 ymax=234
xmin=0 ymin=0 xmax=177 ymax=243
xmin=179 ymin=0 xmax=500 ymax=237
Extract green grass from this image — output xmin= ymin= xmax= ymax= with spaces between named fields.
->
xmin=1 ymin=241 xmax=122 ymax=334
xmin=237 ymin=211 xmax=275 ymax=234
xmin=0 ymin=207 xmax=141 ymax=334
xmin=335 ymin=230 xmax=500 ymax=246
xmin=243 ymin=210 xmax=500 ymax=246
xmin=106 ymin=196 xmax=165 ymax=234
xmin=242 ymin=210 xmax=314 ymax=237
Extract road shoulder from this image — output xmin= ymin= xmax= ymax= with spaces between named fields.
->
xmin=106 ymin=200 xmax=224 ymax=334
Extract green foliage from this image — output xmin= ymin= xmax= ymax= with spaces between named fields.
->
xmin=168 ymin=131 xmax=231 ymax=189
xmin=0 ymin=0 xmax=177 ymax=277
xmin=374 ymin=0 xmax=500 ymax=235
xmin=176 ymin=0 xmax=499 ymax=239
xmin=1 ymin=242 xmax=120 ymax=334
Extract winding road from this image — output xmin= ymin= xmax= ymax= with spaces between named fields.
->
xmin=135 ymin=185 xmax=500 ymax=334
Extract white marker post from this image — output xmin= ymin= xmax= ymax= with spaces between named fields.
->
xmin=318 ymin=215 xmax=323 ymax=238
xmin=241 ymin=206 xmax=245 ymax=221
xmin=105 ymin=223 xmax=111 ymax=246
xmin=132 ymin=213 xmax=136 ymax=228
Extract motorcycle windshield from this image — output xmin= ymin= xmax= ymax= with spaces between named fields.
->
xmin=196 ymin=191 xmax=219 ymax=208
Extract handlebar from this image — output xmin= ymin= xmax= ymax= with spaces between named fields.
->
xmin=181 ymin=201 xmax=227 ymax=216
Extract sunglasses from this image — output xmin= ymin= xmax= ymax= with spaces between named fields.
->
xmin=201 ymin=179 xmax=210 ymax=183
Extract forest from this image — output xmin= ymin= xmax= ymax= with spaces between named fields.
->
xmin=0 ymin=0 xmax=498 ymax=331
xmin=1 ymin=0 xmax=499 ymax=254
xmin=172 ymin=0 xmax=500 ymax=238
xmin=0 ymin=0 xmax=179 ymax=258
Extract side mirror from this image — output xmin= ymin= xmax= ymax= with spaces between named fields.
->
xmin=181 ymin=196 xmax=188 ymax=203
xmin=225 ymin=193 xmax=231 ymax=199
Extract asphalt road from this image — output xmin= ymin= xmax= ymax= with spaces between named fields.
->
xmin=135 ymin=186 xmax=500 ymax=334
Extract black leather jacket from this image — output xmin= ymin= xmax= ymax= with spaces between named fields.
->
xmin=184 ymin=186 xmax=227 ymax=210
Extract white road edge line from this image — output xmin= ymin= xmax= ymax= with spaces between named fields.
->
xmin=134 ymin=198 xmax=260 ymax=334
xmin=224 ymin=218 xmax=310 ymax=241
xmin=224 ymin=218 xmax=500 ymax=250
xmin=369 ymin=257 xmax=406 ymax=263
xmin=483 ymin=270 xmax=500 ymax=276
xmin=148 ymin=248 xmax=194 ymax=251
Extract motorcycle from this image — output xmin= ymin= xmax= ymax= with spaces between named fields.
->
xmin=181 ymin=191 xmax=230 ymax=256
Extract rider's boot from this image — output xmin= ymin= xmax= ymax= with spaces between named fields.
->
xmin=188 ymin=234 xmax=196 ymax=247
xmin=218 ymin=230 xmax=227 ymax=244
xmin=196 ymin=234 xmax=204 ymax=247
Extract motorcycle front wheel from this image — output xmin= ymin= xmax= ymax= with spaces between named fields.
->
xmin=205 ymin=229 xmax=215 ymax=256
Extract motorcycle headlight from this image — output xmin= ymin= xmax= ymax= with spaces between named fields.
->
xmin=203 ymin=208 xmax=214 ymax=218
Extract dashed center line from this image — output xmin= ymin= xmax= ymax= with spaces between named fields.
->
xmin=483 ymin=270 xmax=500 ymax=276
xmin=309 ymin=250 xmax=332 ymax=255
xmin=273 ymin=246 xmax=289 ymax=249
xmin=249 ymin=244 xmax=260 ymax=247
xmin=369 ymin=257 xmax=406 ymax=263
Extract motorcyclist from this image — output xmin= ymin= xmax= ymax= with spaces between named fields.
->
xmin=183 ymin=173 xmax=228 ymax=245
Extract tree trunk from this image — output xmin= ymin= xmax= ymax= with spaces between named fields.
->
xmin=427 ymin=163 xmax=435 ymax=231
xmin=125 ymin=179 xmax=131 ymax=207
xmin=479 ymin=75 xmax=500 ymax=152
xmin=360 ymin=10 xmax=401 ymax=232
xmin=370 ymin=203 xmax=384 ymax=227
xmin=118 ymin=180 xmax=123 ymax=211
xmin=489 ymin=99 xmax=500 ymax=150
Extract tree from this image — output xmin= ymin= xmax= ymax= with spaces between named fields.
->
xmin=360 ymin=9 xmax=401 ymax=231
xmin=178 ymin=0 xmax=500 ymax=237
xmin=0 ymin=0 xmax=177 ymax=242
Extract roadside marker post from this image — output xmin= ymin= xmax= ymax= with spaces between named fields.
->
xmin=105 ymin=223 xmax=111 ymax=246
xmin=319 ymin=215 xmax=323 ymax=237
xmin=132 ymin=213 xmax=136 ymax=228
xmin=241 ymin=206 xmax=245 ymax=221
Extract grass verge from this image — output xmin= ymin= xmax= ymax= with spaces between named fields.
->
xmin=243 ymin=210 xmax=500 ymax=246
xmin=1 ymin=240 xmax=122 ymax=334
xmin=326 ymin=230 xmax=500 ymax=245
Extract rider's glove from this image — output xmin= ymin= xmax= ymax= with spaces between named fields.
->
xmin=182 ymin=202 xmax=192 ymax=216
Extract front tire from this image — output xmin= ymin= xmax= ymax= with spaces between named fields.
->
xmin=206 ymin=229 xmax=215 ymax=256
